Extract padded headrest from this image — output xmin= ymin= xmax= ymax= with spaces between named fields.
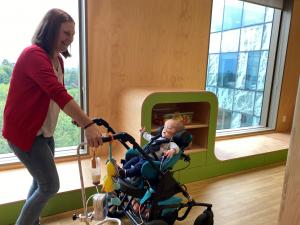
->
xmin=153 ymin=126 xmax=192 ymax=150
xmin=153 ymin=126 xmax=164 ymax=136
xmin=172 ymin=130 xmax=192 ymax=149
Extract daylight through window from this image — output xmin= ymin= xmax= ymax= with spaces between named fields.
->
xmin=206 ymin=0 xmax=282 ymax=132
xmin=0 ymin=0 xmax=84 ymax=163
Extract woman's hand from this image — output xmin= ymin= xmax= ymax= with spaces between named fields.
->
xmin=62 ymin=100 xmax=103 ymax=148
xmin=84 ymin=123 xmax=103 ymax=148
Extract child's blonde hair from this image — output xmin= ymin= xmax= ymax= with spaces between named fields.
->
xmin=166 ymin=119 xmax=184 ymax=133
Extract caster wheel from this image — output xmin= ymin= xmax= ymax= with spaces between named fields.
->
xmin=161 ymin=211 xmax=178 ymax=225
xmin=194 ymin=209 xmax=214 ymax=225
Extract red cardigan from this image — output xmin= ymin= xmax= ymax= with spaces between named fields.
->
xmin=2 ymin=45 xmax=73 ymax=151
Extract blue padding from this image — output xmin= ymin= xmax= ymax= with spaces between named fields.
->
xmin=160 ymin=150 xmax=182 ymax=170
xmin=159 ymin=196 xmax=182 ymax=216
xmin=140 ymin=187 xmax=155 ymax=205
xmin=141 ymin=161 xmax=160 ymax=179
xmin=125 ymin=148 xmax=140 ymax=161
xmin=158 ymin=196 xmax=182 ymax=206
xmin=140 ymin=151 xmax=183 ymax=179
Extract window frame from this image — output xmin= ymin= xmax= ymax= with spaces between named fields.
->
xmin=55 ymin=0 xmax=89 ymax=158
xmin=260 ymin=9 xmax=281 ymax=128
xmin=55 ymin=0 xmax=88 ymax=158
xmin=206 ymin=0 xmax=290 ymax=137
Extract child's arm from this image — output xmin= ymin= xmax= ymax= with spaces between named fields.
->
xmin=164 ymin=148 xmax=177 ymax=158
xmin=164 ymin=142 xmax=180 ymax=158
xmin=139 ymin=127 xmax=145 ymax=135
xmin=140 ymin=127 xmax=153 ymax=142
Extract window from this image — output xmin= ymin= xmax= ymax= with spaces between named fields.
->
xmin=206 ymin=0 xmax=284 ymax=134
xmin=0 ymin=0 xmax=86 ymax=163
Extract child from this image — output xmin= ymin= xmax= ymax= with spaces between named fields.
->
xmin=119 ymin=119 xmax=184 ymax=178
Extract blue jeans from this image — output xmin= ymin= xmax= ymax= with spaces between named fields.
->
xmin=9 ymin=135 xmax=60 ymax=225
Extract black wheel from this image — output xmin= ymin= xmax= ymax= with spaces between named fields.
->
xmin=194 ymin=209 xmax=214 ymax=225
xmin=161 ymin=210 xmax=178 ymax=225
xmin=145 ymin=220 xmax=168 ymax=225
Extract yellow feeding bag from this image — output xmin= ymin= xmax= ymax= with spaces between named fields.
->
xmin=102 ymin=160 xmax=117 ymax=193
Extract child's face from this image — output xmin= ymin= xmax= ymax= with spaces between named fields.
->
xmin=162 ymin=120 xmax=177 ymax=139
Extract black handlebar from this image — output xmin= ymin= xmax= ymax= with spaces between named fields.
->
xmin=92 ymin=118 xmax=114 ymax=133
xmin=101 ymin=132 xmax=136 ymax=144
xmin=92 ymin=118 xmax=130 ymax=149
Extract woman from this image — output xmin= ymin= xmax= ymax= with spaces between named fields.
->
xmin=2 ymin=8 xmax=102 ymax=225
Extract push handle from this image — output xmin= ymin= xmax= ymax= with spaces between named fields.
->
xmin=100 ymin=132 xmax=136 ymax=144
xmin=92 ymin=118 xmax=130 ymax=149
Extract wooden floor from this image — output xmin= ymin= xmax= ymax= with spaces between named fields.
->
xmin=42 ymin=163 xmax=285 ymax=225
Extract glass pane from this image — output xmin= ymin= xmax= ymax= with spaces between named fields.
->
xmin=236 ymin=52 xmax=248 ymax=89
xmin=231 ymin=112 xmax=241 ymax=128
xmin=254 ymin=91 xmax=263 ymax=117
xmin=54 ymin=87 xmax=81 ymax=148
xmin=240 ymin=25 xmax=263 ymax=51
xmin=233 ymin=90 xmax=255 ymax=114
xmin=265 ymin=8 xmax=274 ymax=22
xmin=217 ymin=109 xmax=232 ymax=129
xmin=223 ymin=0 xmax=243 ymax=31
xmin=211 ymin=0 xmax=224 ymax=32
xmin=217 ymin=87 xmax=234 ymax=111
xmin=245 ymin=51 xmax=261 ymax=90
xmin=218 ymin=53 xmax=238 ymax=88
xmin=221 ymin=29 xmax=240 ymax=52
xmin=0 ymin=0 xmax=81 ymax=155
xmin=209 ymin=32 xmax=221 ymax=53
xmin=207 ymin=86 xmax=217 ymax=95
xmin=242 ymin=2 xmax=265 ymax=27
xmin=262 ymin=23 xmax=272 ymax=50
xmin=241 ymin=113 xmax=253 ymax=127
xmin=0 ymin=81 xmax=12 ymax=154
xmin=253 ymin=116 xmax=260 ymax=126
xmin=207 ymin=54 xmax=219 ymax=86
xmin=217 ymin=111 xmax=223 ymax=129
xmin=206 ymin=0 xmax=280 ymax=131
xmin=257 ymin=51 xmax=268 ymax=91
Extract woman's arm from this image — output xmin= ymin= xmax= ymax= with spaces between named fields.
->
xmin=63 ymin=99 xmax=102 ymax=148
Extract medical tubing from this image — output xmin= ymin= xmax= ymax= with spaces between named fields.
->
xmin=86 ymin=193 xmax=98 ymax=214
xmin=76 ymin=142 xmax=89 ymax=225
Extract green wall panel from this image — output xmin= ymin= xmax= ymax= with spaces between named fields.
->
xmin=174 ymin=151 xmax=207 ymax=169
